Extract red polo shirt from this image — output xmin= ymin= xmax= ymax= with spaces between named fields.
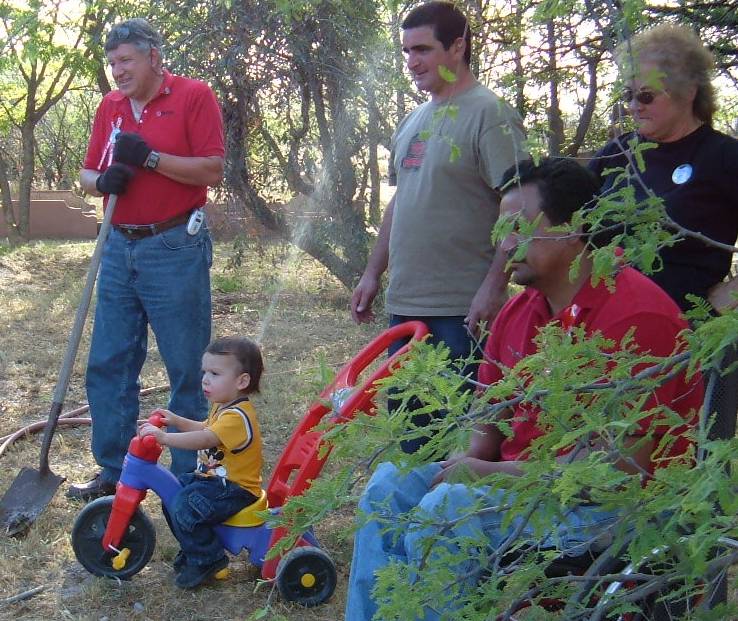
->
xmin=478 ymin=267 xmax=702 ymax=468
xmin=83 ymin=71 xmax=225 ymax=225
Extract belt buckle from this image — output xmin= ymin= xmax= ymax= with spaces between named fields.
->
xmin=118 ymin=225 xmax=146 ymax=240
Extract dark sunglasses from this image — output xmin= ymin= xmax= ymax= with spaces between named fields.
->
xmin=621 ymin=88 xmax=657 ymax=105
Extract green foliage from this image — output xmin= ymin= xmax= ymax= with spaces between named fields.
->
xmin=685 ymin=308 xmax=738 ymax=372
xmin=272 ymin=297 xmax=738 ymax=619
xmin=491 ymin=136 xmax=695 ymax=289
xmin=0 ymin=0 xmax=100 ymax=238
xmin=438 ymin=65 xmax=458 ymax=84
xmin=34 ymin=89 xmax=98 ymax=190
xmin=247 ymin=607 xmax=288 ymax=621
xmin=0 ymin=1 xmax=95 ymax=119
xmin=212 ymin=273 xmax=245 ymax=293
xmin=414 ymin=102 xmax=466 ymax=165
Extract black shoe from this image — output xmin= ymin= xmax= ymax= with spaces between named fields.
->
xmin=173 ymin=550 xmax=186 ymax=573
xmin=66 ymin=472 xmax=117 ymax=501
xmin=175 ymin=556 xmax=228 ymax=589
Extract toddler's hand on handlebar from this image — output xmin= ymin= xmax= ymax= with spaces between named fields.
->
xmin=138 ymin=422 xmax=164 ymax=443
xmin=149 ymin=408 xmax=175 ymax=427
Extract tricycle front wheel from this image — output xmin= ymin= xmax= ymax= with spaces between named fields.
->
xmin=71 ymin=496 xmax=156 ymax=580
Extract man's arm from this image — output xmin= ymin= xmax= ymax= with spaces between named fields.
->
xmin=83 ymin=155 xmax=223 ymax=196
xmin=81 ymin=169 xmax=104 ymax=197
xmin=562 ymin=434 xmax=655 ymax=476
xmin=113 ymin=132 xmax=224 ymax=187
xmin=80 ymin=164 xmax=134 ymax=197
xmin=431 ymin=420 xmax=522 ymax=485
xmin=350 ymin=194 xmax=395 ymax=324
xmin=467 ymin=116 xmax=521 ymax=334
xmin=433 ymin=423 xmax=655 ymax=487
xmin=153 ymin=154 xmax=224 ymax=187
xmin=465 ymin=249 xmax=510 ymax=334
xmin=614 ymin=435 xmax=655 ymax=475
xmin=708 ymin=276 xmax=738 ymax=314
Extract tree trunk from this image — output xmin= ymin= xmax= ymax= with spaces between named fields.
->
xmin=513 ymin=4 xmax=526 ymax=119
xmin=545 ymin=20 xmax=564 ymax=156
xmin=222 ymin=97 xmax=360 ymax=289
xmin=364 ymin=80 xmax=382 ymax=226
xmin=566 ymin=57 xmax=599 ymax=157
xmin=0 ymin=150 xmax=23 ymax=246
xmin=17 ymin=122 xmax=35 ymax=240
xmin=391 ymin=9 xmax=406 ymax=126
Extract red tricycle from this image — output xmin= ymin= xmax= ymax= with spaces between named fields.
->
xmin=71 ymin=321 xmax=428 ymax=606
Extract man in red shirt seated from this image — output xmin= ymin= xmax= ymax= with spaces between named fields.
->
xmin=344 ymin=157 xmax=702 ymax=621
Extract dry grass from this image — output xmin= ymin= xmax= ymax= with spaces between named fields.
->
xmin=0 ymin=239 xmax=380 ymax=621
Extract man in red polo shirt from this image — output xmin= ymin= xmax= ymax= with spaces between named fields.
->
xmin=68 ymin=18 xmax=225 ymax=500
xmin=345 ymin=158 xmax=702 ymax=621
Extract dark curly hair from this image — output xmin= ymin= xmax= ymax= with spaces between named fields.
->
xmin=500 ymin=158 xmax=600 ymax=227
xmin=206 ymin=337 xmax=263 ymax=394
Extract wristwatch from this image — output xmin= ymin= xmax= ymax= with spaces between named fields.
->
xmin=144 ymin=150 xmax=160 ymax=170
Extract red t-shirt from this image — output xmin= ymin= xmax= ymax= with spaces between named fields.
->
xmin=83 ymin=71 xmax=225 ymax=225
xmin=478 ymin=267 xmax=702 ymax=468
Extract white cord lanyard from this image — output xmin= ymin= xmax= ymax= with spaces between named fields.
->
xmin=97 ymin=116 xmax=122 ymax=169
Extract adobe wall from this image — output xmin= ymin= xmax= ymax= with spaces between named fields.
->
xmin=0 ymin=191 xmax=98 ymax=240
xmin=0 ymin=190 xmax=275 ymax=242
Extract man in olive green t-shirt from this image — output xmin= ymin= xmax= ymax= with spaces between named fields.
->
xmin=350 ymin=2 xmax=526 ymax=453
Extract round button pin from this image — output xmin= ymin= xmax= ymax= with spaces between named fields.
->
xmin=672 ymin=164 xmax=693 ymax=185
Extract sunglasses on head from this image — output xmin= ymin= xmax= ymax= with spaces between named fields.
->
xmin=110 ymin=25 xmax=157 ymax=48
xmin=621 ymin=88 xmax=657 ymax=105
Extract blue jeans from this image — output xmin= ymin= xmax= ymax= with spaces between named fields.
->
xmin=86 ymin=222 xmax=212 ymax=483
xmin=345 ymin=462 xmax=619 ymax=621
xmin=389 ymin=315 xmax=478 ymax=454
xmin=166 ymin=473 xmax=258 ymax=566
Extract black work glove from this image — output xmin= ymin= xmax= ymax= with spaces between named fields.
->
xmin=113 ymin=131 xmax=152 ymax=168
xmin=95 ymin=163 xmax=134 ymax=195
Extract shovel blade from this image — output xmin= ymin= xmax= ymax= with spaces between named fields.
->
xmin=0 ymin=467 xmax=65 ymax=537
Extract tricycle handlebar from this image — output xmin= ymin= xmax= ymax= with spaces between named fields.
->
xmin=148 ymin=410 xmax=166 ymax=427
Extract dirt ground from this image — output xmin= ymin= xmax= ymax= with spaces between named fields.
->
xmin=0 ymin=239 xmax=380 ymax=621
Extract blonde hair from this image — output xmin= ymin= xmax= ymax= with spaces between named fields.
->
xmin=617 ymin=23 xmax=716 ymax=126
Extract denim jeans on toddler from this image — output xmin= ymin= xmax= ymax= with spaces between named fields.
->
xmin=86 ymin=222 xmax=212 ymax=484
xmin=345 ymin=462 xmax=620 ymax=621
xmin=166 ymin=473 xmax=259 ymax=567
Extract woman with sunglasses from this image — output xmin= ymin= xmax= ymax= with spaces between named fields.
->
xmin=589 ymin=23 xmax=738 ymax=314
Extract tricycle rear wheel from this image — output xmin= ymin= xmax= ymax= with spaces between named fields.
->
xmin=71 ymin=496 xmax=156 ymax=580
xmin=276 ymin=545 xmax=337 ymax=606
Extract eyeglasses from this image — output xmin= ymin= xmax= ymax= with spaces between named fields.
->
xmin=621 ymin=88 xmax=658 ymax=105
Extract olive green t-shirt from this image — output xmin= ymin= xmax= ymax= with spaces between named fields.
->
xmin=386 ymin=83 xmax=526 ymax=316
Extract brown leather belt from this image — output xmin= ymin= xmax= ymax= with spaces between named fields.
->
xmin=114 ymin=210 xmax=192 ymax=240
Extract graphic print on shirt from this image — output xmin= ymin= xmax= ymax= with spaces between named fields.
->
xmin=197 ymin=447 xmax=228 ymax=479
xmin=196 ymin=405 xmax=255 ymax=482
xmin=401 ymin=133 xmax=427 ymax=171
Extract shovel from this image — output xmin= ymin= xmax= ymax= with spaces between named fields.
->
xmin=0 ymin=195 xmax=118 ymax=536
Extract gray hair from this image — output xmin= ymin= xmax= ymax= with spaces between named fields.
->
xmin=105 ymin=18 xmax=164 ymax=56
xmin=617 ymin=23 xmax=716 ymax=126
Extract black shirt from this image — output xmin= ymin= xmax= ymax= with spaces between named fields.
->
xmin=590 ymin=125 xmax=738 ymax=311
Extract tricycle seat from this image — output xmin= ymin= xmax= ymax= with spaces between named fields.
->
xmin=222 ymin=489 xmax=268 ymax=527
